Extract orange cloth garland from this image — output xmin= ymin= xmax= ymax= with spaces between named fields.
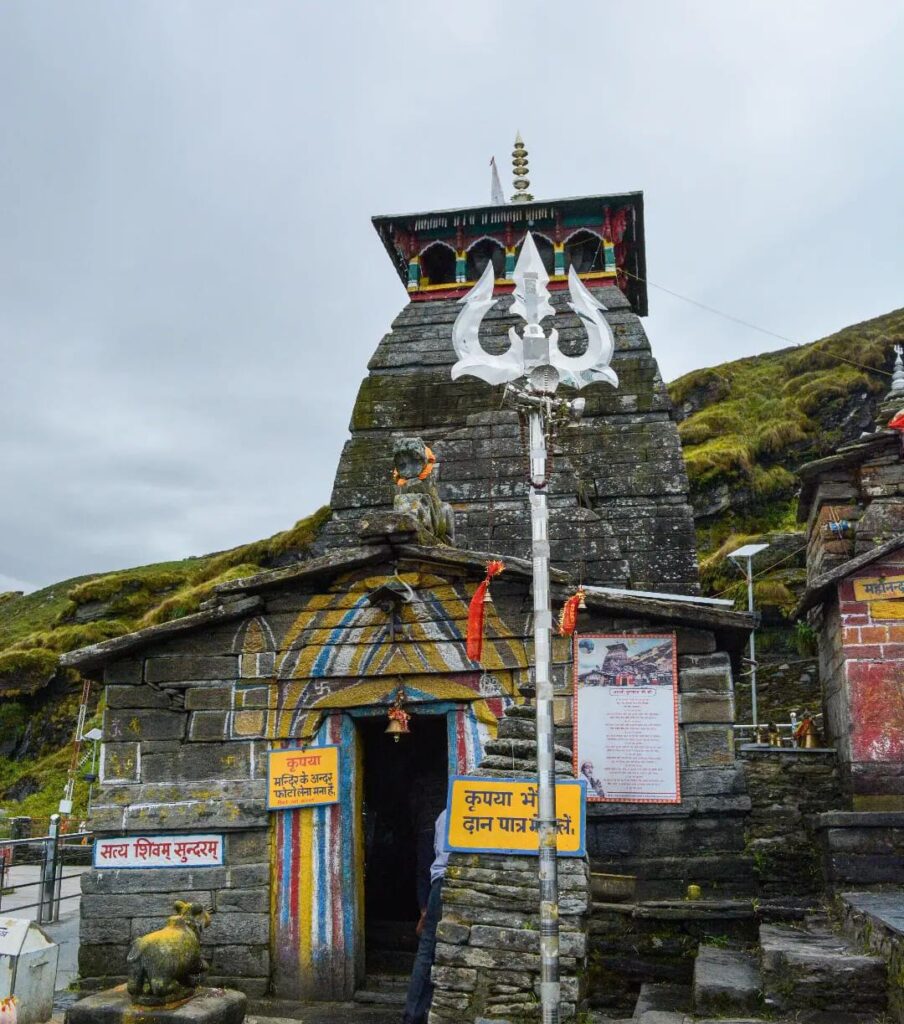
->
xmin=393 ymin=446 xmax=437 ymax=487
xmin=558 ymin=588 xmax=585 ymax=637
xmin=466 ymin=560 xmax=505 ymax=662
xmin=889 ymin=409 xmax=904 ymax=431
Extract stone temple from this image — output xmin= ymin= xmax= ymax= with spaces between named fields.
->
xmin=63 ymin=157 xmax=904 ymax=1023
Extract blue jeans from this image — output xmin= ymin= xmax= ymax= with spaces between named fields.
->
xmin=402 ymin=876 xmax=443 ymax=1024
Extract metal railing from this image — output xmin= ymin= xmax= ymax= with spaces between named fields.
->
xmin=733 ymin=712 xmax=827 ymax=747
xmin=0 ymin=814 xmax=92 ymax=923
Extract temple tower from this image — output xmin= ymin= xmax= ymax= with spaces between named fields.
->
xmin=319 ymin=173 xmax=700 ymax=593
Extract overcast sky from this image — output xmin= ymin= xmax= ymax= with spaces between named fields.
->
xmin=2 ymin=1 xmax=902 ymax=592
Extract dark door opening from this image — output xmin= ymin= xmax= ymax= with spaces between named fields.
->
xmin=360 ymin=713 xmax=448 ymax=973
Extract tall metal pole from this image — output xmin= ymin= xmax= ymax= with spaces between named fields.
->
xmin=450 ymin=233 xmax=620 ymax=1024
xmin=747 ymin=557 xmax=757 ymax=728
xmin=528 ymin=406 xmax=561 ymax=1024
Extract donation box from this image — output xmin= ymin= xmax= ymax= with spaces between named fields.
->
xmin=0 ymin=917 xmax=59 ymax=1024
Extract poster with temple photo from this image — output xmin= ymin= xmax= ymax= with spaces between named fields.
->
xmin=572 ymin=634 xmax=680 ymax=804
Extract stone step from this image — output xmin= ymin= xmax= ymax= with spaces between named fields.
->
xmin=352 ymin=988 xmax=406 ymax=1006
xmin=692 ymin=945 xmax=761 ymax=1016
xmin=633 ymin=981 xmax=691 ymax=1018
xmin=759 ymin=922 xmax=887 ymax=1022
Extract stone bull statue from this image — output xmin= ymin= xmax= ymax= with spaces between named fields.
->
xmin=126 ymin=900 xmax=212 ymax=1005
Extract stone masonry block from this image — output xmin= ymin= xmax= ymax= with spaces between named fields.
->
xmin=145 ymin=655 xmax=238 ymax=684
xmin=189 ymin=711 xmax=232 ymax=741
xmin=679 ymin=653 xmax=733 ymax=693
xmin=104 ymin=659 xmax=142 ymax=685
xmin=140 ymin=742 xmax=251 ymax=782
xmin=207 ymin=944 xmax=269 ymax=978
xmin=101 ymin=742 xmax=140 ymax=783
xmin=106 ymin=684 xmax=172 ymax=710
xmin=82 ymin=867 xmax=228 ymax=894
xmin=226 ymin=829 xmax=270 ymax=864
xmin=228 ymin=864 xmax=269 ymax=888
xmin=79 ymin=916 xmax=132 ymax=945
xmin=185 ymin=685 xmax=234 ymax=710
xmin=679 ymin=692 xmax=735 ymax=724
xmin=104 ymin=708 xmax=185 ymax=742
xmin=82 ymin=891 xmax=213 ymax=919
xmin=684 ymin=724 xmax=734 ymax=766
xmin=214 ymin=888 xmax=268 ymax=914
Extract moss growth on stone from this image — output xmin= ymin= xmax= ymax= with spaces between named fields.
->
xmin=0 ymin=507 xmax=330 ymax=816
xmin=670 ymin=308 xmax=903 ymax=520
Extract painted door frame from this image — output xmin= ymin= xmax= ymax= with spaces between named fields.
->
xmin=268 ymin=700 xmax=489 ymax=1001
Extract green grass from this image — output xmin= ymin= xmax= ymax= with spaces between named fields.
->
xmin=670 ymin=308 xmax=904 ymax=517
xmin=0 ymin=508 xmax=330 ymax=818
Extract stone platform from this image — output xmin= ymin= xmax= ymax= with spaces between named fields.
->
xmin=65 ymin=986 xmax=247 ymax=1024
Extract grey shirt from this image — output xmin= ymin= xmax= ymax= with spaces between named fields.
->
xmin=430 ymin=809 xmax=449 ymax=884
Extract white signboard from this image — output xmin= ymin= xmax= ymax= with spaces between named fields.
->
xmin=573 ymin=634 xmax=680 ymax=804
xmin=93 ymin=835 xmax=224 ymax=869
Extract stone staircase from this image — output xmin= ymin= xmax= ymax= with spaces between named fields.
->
xmin=353 ymin=971 xmax=409 ymax=1007
xmin=588 ymin=912 xmax=892 ymax=1024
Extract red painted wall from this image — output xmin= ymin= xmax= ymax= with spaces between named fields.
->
xmin=837 ymin=553 xmax=904 ymax=798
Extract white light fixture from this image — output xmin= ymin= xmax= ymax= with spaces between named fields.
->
xmin=727 ymin=542 xmax=770 ymax=728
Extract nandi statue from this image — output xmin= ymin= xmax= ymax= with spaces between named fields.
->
xmin=391 ymin=436 xmax=455 ymax=543
xmin=126 ymin=900 xmax=211 ymax=1006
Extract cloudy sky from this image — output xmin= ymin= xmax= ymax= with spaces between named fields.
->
xmin=2 ymin=1 xmax=902 ymax=592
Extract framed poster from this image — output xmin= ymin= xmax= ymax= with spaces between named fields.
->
xmin=573 ymin=634 xmax=680 ymax=804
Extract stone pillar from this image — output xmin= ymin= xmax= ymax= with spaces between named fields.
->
xmin=429 ymin=703 xmax=592 ymax=1022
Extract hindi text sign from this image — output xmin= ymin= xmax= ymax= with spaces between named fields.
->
xmin=573 ymin=634 xmax=680 ymax=804
xmin=267 ymin=745 xmax=340 ymax=810
xmin=93 ymin=834 xmax=223 ymax=869
xmin=446 ymin=776 xmax=585 ymax=856
xmin=853 ymin=576 xmax=904 ymax=602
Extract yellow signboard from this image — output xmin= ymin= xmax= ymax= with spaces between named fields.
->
xmin=446 ymin=776 xmax=586 ymax=856
xmin=267 ymin=746 xmax=339 ymax=810
xmin=854 ymin=576 xmax=904 ymax=602
xmin=871 ymin=600 xmax=904 ymax=621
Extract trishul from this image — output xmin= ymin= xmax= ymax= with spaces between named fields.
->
xmin=451 ymin=232 xmax=619 ymax=393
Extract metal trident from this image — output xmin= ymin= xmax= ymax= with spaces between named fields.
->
xmin=449 ymin=232 xmax=619 ymax=1024
xmin=451 ymin=232 xmax=619 ymax=393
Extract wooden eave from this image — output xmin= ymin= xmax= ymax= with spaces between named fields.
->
xmin=795 ymin=533 xmax=904 ymax=616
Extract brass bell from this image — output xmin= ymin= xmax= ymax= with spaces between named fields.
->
xmin=385 ymin=717 xmax=409 ymax=742
xmin=577 ymin=590 xmax=587 ymax=611
xmin=483 ymin=588 xmax=494 ymax=605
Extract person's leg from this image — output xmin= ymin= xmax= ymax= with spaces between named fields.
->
xmin=402 ymin=877 xmax=443 ymax=1024
xmin=415 ymin=828 xmax=434 ymax=913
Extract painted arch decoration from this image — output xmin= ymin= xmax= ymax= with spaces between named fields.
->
xmin=230 ymin=570 xmax=525 ymax=741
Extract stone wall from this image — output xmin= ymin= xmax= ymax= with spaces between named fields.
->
xmin=739 ymin=748 xmax=840 ymax=902
xmin=429 ymin=704 xmax=592 ymax=1022
xmin=81 ymin=648 xmax=271 ymax=996
xmin=817 ymin=551 xmax=904 ymax=807
xmin=815 ymin=811 xmax=904 ymax=890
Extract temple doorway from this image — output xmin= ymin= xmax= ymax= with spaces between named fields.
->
xmin=360 ymin=713 xmax=448 ymax=973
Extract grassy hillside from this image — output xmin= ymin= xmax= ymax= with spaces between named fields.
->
xmin=0 ymin=507 xmax=330 ymax=821
xmin=669 ymin=307 xmax=904 ymax=611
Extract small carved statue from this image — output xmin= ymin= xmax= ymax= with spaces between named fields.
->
xmin=392 ymin=437 xmax=455 ymax=543
xmin=126 ymin=900 xmax=212 ymax=1006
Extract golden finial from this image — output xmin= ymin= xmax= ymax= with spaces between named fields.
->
xmin=511 ymin=131 xmax=533 ymax=203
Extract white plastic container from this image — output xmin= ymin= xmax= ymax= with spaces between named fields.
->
xmin=0 ymin=918 xmax=58 ymax=1024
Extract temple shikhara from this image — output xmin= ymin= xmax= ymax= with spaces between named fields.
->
xmin=59 ymin=141 xmax=904 ymax=1023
